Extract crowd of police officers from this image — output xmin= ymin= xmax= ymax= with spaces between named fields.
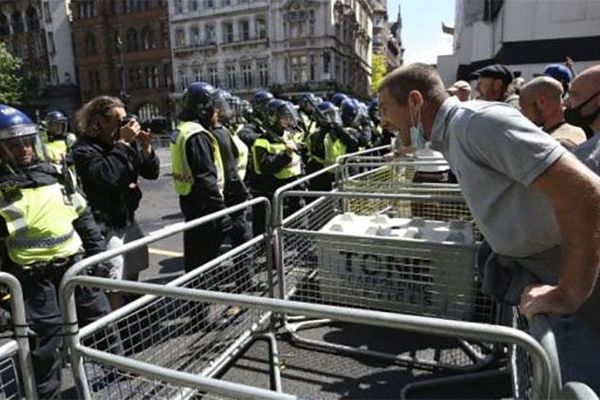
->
xmin=0 ymin=83 xmax=392 ymax=397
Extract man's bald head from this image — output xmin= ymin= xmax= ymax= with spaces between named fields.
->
xmin=566 ymin=65 xmax=600 ymax=132
xmin=520 ymin=77 xmax=563 ymax=104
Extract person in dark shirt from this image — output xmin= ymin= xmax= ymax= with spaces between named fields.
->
xmin=72 ymin=96 xmax=159 ymax=308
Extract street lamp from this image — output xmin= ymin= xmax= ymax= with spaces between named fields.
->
xmin=115 ymin=34 xmax=128 ymax=103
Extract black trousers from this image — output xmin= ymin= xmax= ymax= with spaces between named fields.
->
xmin=11 ymin=268 xmax=113 ymax=399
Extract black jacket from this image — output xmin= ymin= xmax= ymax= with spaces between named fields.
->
xmin=72 ymin=136 xmax=160 ymax=229
xmin=0 ymin=163 xmax=105 ymax=261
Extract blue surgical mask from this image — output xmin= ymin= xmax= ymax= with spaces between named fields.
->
xmin=410 ymin=123 xmax=427 ymax=150
xmin=409 ymin=102 xmax=427 ymax=150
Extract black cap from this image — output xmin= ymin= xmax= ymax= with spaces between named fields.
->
xmin=470 ymin=64 xmax=514 ymax=85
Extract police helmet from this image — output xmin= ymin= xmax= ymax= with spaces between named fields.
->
xmin=183 ymin=82 xmax=230 ymax=122
xmin=367 ymin=99 xmax=380 ymax=123
xmin=266 ymin=99 xmax=297 ymax=131
xmin=330 ymin=93 xmax=349 ymax=107
xmin=251 ymin=90 xmax=274 ymax=121
xmin=340 ymin=98 xmax=360 ymax=127
xmin=299 ymin=93 xmax=319 ymax=112
xmin=316 ymin=101 xmax=340 ymax=125
xmin=44 ymin=110 xmax=68 ymax=137
xmin=0 ymin=105 xmax=46 ymax=167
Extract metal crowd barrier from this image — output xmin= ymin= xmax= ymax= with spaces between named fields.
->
xmin=59 ymin=198 xmax=282 ymax=400
xmin=60 ymin=273 xmax=557 ymax=399
xmin=0 ymin=273 xmax=37 ymax=400
xmin=270 ymin=168 xmax=563 ymax=398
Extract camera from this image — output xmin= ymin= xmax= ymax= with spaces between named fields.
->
xmin=120 ymin=114 xmax=137 ymax=127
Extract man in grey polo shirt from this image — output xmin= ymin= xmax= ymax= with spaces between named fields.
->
xmin=379 ymin=63 xmax=600 ymax=391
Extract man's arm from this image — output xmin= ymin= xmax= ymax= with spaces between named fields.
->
xmin=521 ymin=152 xmax=600 ymax=318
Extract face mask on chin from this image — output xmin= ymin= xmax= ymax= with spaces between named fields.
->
xmin=409 ymin=102 xmax=426 ymax=150
xmin=564 ymin=90 xmax=600 ymax=129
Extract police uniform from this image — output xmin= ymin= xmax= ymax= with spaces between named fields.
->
xmin=0 ymin=105 xmax=114 ymax=398
xmin=251 ymin=129 xmax=303 ymax=236
xmin=171 ymin=121 xmax=226 ymax=272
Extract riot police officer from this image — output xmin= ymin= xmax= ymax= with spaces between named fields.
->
xmin=0 ymin=104 xmax=114 ymax=398
xmin=171 ymin=82 xmax=231 ymax=273
xmin=251 ymin=99 xmax=304 ymax=236
xmin=42 ymin=110 xmax=76 ymax=164
xmin=305 ymin=101 xmax=337 ymax=191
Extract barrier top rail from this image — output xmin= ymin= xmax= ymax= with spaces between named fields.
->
xmin=335 ymin=145 xmax=392 ymax=165
xmin=0 ymin=272 xmax=37 ymax=400
xmin=62 ymin=276 xmax=559 ymax=399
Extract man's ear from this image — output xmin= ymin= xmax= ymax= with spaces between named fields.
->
xmin=408 ymin=90 xmax=423 ymax=110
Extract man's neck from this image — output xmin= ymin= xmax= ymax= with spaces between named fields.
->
xmin=543 ymin=112 xmax=565 ymax=131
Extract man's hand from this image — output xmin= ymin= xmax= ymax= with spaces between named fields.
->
xmin=117 ymin=119 xmax=140 ymax=144
xmin=137 ymin=129 xmax=153 ymax=158
xmin=519 ymin=283 xmax=580 ymax=320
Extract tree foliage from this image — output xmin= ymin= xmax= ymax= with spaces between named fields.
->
xmin=370 ymin=54 xmax=387 ymax=95
xmin=0 ymin=42 xmax=25 ymax=105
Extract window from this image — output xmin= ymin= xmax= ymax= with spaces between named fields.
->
xmin=43 ymin=2 xmax=52 ymax=22
xmin=110 ymin=0 xmax=117 ymax=15
xmin=78 ymin=1 xmax=95 ymax=18
xmin=141 ymin=26 xmax=154 ymax=49
xmin=138 ymin=103 xmax=160 ymax=121
xmin=190 ymin=26 xmax=199 ymax=46
xmin=152 ymin=66 xmax=159 ymax=88
xmin=323 ymin=51 xmax=331 ymax=74
xmin=226 ymin=65 xmax=236 ymax=88
xmin=137 ymin=67 xmax=144 ymax=88
xmin=47 ymin=32 xmax=55 ymax=54
xmin=309 ymin=10 xmax=315 ymax=35
xmin=241 ymin=63 xmax=252 ymax=88
xmin=255 ymin=17 xmax=266 ymax=39
xmin=125 ymin=0 xmax=134 ymax=12
xmin=205 ymin=24 xmax=215 ymax=43
xmin=85 ymin=32 xmax=96 ymax=55
xmin=291 ymin=55 xmax=307 ymax=83
xmin=126 ymin=28 xmax=138 ymax=51
xmin=208 ymin=66 xmax=218 ymax=86
xmin=174 ymin=0 xmax=183 ymax=14
xmin=0 ymin=15 xmax=9 ymax=36
xmin=204 ymin=0 xmax=214 ymax=8
xmin=310 ymin=54 xmax=315 ymax=81
xmin=175 ymin=28 xmax=185 ymax=47
xmin=222 ymin=22 xmax=233 ymax=43
xmin=189 ymin=0 xmax=198 ymax=11
xmin=222 ymin=0 xmax=230 ymax=6
xmin=239 ymin=20 xmax=249 ymax=41
xmin=258 ymin=61 xmax=268 ymax=87
xmin=11 ymin=11 xmax=24 ymax=34
xmin=88 ymin=70 xmax=95 ymax=91
xmin=192 ymin=66 xmax=202 ymax=82
xmin=129 ymin=67 xmax=136 ymax=88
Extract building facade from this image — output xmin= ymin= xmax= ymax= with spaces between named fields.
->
xmin=372 ymin=0 xmax=402 ymax=71
xmin=437 ymin=0 xmax=600 ymax=86
xmin=0 ymin=0 xmax=80 ymax=118
xmin=169 ymin=0 xmax=373 ymax=101
xmin=71 ymin=0 xmax=172 ymax=123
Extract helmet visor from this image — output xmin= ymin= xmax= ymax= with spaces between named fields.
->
xmin=0 ymin=133 xmax=46 ymax=167
xmin=213 ymin=90 xmax=233 ymax=122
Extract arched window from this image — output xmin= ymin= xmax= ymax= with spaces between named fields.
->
xmin=138 ymin=103 xmax=161 ymax=121
xmin=141 ymin=25 xmax=154 ymax=49
xmin=85 ymin=32 xmax=96 ymax=56
xmin=26 ymin=7 xmax=39 ymax=31
xmin=0 ymin=14 xmax=9 ymax=36
xmin=11 ymin=11 xmax=24 ymax=34
xmin=126 ymin=28 xmax=138 ymax=52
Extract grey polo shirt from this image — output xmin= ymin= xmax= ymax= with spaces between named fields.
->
xmin=430 ymin=97 xmax=566 ymax=257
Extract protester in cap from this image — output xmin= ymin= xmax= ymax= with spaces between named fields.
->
xmin=471 ymin=64 xmax=519 ymax=107
xmin=535 ymin=63 xmax=573 ymax=95
xmin=519 ymin=76 xmax=586 ymax=149
xmin=568 ymin=65 xmax=600 ymax=174
xmin=447 ymin=80 xmax=471 ymax=102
